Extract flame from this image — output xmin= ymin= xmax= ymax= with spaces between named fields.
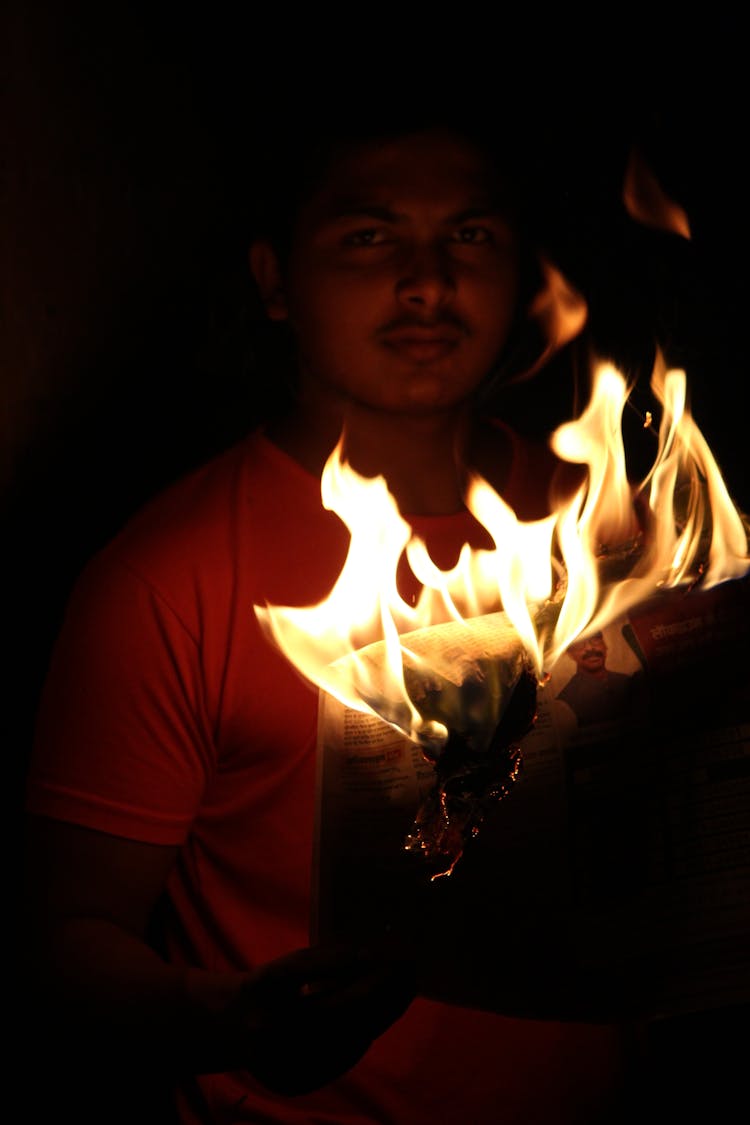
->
xmin=255 ymin=355 xmax=748 ymax=751
xmin=511 ymin=259 xmax=589 ymax=382
xmin=530 ymin=259 xmax=589 ymax=351
xmin=623 ymin=146 xmax=692 ymax=239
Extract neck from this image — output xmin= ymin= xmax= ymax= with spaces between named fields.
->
xmin=266 ymin=395 xmax=475 ymax=516
xmin=586 ymin=668 xmax=609 ymax=680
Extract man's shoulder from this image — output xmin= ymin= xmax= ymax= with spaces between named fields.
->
xmin=76 ymin=429 xmax=340 ymax=613
xmin=557 ymin=671 xmax=586 ymax=700
xmin=110 ymin=431 xmax=311 ymax=555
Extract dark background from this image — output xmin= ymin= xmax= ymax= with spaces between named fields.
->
xmin=4 ymin=8 xmax=748 ymax=771
xmin=5 ymin=7 xmax=748 ymax=1117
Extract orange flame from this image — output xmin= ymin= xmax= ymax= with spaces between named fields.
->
xmin=623 ymin=146 xmax=692 ymax=239
xmin=511 ymin=260 xmax=589 ymax=382
xmin=530 ymin=259 xmax=589 ymax=352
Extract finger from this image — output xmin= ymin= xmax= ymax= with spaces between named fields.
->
xmin=302 ymin=958 xmax=417 ymax=1043
xmin=248 ymin=944 xmax=363 ymax=1004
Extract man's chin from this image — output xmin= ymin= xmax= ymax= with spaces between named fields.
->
xmin=404 ymin=374 xmax=451 ymax=407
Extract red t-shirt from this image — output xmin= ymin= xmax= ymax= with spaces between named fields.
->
xmin=27 ymin=428 xmax=625 ymax=1123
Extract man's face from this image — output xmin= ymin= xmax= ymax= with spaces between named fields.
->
xmin=567 ymin=633 xmax=608 ymax=674
xmin=259 ymin=130 xmax=520 ymax=418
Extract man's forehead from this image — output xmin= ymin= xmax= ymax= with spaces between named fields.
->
xmin=299 ymin=131 xmax=511 ymax=221
xmin=570 ymin=633 xmax=606 ymax=650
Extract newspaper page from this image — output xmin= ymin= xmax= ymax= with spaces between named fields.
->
xmin=311 ymin=574 xmax=750 ymax=1020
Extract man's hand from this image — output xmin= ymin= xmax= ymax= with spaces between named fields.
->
xmin=24 ymin=816 xmax=415 ymax=1095
xmin=226 ymin=944 xmax=416 ymax=1096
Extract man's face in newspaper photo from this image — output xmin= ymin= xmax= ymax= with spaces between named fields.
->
xmin=567 ymin=632 xmax=608 ymax=675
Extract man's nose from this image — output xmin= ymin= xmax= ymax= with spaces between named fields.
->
xmin=395 ymin=244 xmax=455 ymax=313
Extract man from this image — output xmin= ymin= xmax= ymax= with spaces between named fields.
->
xmin=24 ymin=116 xmax=629 ymax=1123
xmin=557 ymin=631 xmax=643 ymax=728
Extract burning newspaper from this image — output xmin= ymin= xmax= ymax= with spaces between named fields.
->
xmin=328 ymin=611 xmax=538 ymax=878
xmin=255 ymin=354 xmax=749 ymax=1019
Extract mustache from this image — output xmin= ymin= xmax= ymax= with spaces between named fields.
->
xmin=376 ymin=312 xmax=469 ymax=335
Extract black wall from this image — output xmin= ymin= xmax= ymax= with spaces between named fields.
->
xmin=6 ymin=3 xmax=747 ymax=829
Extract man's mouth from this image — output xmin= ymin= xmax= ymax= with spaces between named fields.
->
xmin=381 ymin=324 xmax=465 ymax=363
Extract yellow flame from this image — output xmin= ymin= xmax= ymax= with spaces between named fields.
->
xmin=255 ymin=356 xmax=748 ymax=747
xmin=644 ymin=358 xmax=748 ymax=587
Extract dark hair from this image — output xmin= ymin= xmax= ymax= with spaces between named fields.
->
xmin=247 ymin=101 xmax=533 ymax=256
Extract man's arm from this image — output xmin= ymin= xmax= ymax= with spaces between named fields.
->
xmin=23 ymin=814 xmax=416 ymax=1095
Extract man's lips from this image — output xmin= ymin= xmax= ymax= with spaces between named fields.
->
xmin=380 ymin=324 xmax=465 ymax=363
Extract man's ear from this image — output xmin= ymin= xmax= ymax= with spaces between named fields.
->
xmin=249 ymin=240 xmax=288 ymax=321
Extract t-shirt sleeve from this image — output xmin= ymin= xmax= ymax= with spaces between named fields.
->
xmin=26 ymin=553 xmax=216 ymax=845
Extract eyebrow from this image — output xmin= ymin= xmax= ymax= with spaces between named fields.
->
xmin=325 ymin=202 xmax=510 ymax=225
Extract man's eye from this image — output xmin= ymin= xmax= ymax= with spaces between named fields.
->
xmin=452 ymin=226 xmax=492 ymax=245
xmin=342 ymin=229 xmax=388 ymax=247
